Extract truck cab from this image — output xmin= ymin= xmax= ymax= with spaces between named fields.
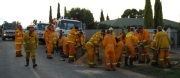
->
xmin=55 ymin=19 xmax=84 ymax=38
xmin=34 ymin=23 xmax=49 ymax=43
xmin=1 ymin=21 xmax=17 ymax=40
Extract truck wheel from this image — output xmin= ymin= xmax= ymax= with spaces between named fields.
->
xmin=2 ymin=37 xmax=5 ymax=41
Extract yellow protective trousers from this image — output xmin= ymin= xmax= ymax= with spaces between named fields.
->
xmin=25 ymin=50 xmax=36 ymax=59
xmin=125 ymin=45 xmax=136 ymax=58
xmin=159 ymin=50 xmax=171 ymax=68
xmin=141 ymin=47 xmax=150 ymax=62
xmin=47 ymin=43 xmax=53 ymax=57
xmin=63 ymin=45 xmax=68 ymax=56
xmin=105 ymin=48 xmax=116 ymax=70
xmin=15 ymin=44 xmax=22 ymax=56
xmin=86 ymin=44 xmax=95 ymax=65
xmin=68 ymin=43 xmax=76 ymax=61
xmin=115 ymin=41 xmax=124 ymax=65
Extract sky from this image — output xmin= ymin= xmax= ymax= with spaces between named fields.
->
xmin=0 ymin=0 xmax=180 ymax=28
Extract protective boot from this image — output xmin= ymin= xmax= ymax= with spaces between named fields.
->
xmin=130 ymin=58 xmax=134 ymax=67
xmin=125 ymin=56 xmax=129 ymax=66
xmin=106 ymin=65 xmax=111 ymax=71
xmin=25 ymin=59 xmax=29 ymax=67
xmin=32 ymin=59 xmax=37 ymax=68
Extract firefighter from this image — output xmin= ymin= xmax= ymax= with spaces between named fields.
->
xmin=151 ymin=30 xmax=158 ymax=66
xmin=78 ymin=31 xmax=86 ymax=55
xmin=155 ymin=26 xmax=171 ymax=68
xmin=103 ymin=30 xmax=117 ymax=71
xmin=117 ymin=29 xmax=126 ymax=44
xmin=15 ymin=25 xmax=23 ymax=57
xmin=58 ymin=34 xmax=68 ymax=61
xmin=67 ymin=26 xmax=79 ymax=63
xmin=23 ymin=25 xmax=38 ymax=68
xmin=44 ymin=24 xmax=54 ymax=59
xmin=108 ymin=27 xmax=116 ymax=36
xmin=125 ymin=28 xmax=138 ymax=66
xmin=85 ymin=30 xmax=105 ymax=67
xmin=52 ymin=26 xmax=58 ymax=54
xmin=115 ymin=38 xmax=124 ymax=67
xmin=138 ymin=26 xmax=151 ymax=64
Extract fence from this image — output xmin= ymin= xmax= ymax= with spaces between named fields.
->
xmin=84 ymin=29 xmax=179 ymax=47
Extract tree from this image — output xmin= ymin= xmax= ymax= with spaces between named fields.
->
xmin=57 ymin=3 xmax=60 ymax=20
xmin=143 ymin=0 xmax=153 ymax=28
xmin=154 ymin=0 xmax=164 ymax=28
xmin=100 ymin=9 xmax=105 ymax=22
xmin=121 ymin=9 xmax=142 ymax=18
xmin=64 ymin=6 xmax=67 ymax=18
xmin=106 ymin=14 xmax=110 ymax=20
xmin=49 ymin=6 xmax=53 ymax=23
xmin=67 ymin=8 xmax=94 ymax=29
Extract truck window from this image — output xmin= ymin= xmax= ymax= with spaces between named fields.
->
xmin=58 ymin=20 xmax=82 ymax=30
xmin=37 ymin=24 xmax=49 ymax=30
xmin=4 ymin=23 xmax=16 ymax=30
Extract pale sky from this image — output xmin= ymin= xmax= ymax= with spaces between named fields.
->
xmin=0 ymin=0 xmax=179 ymax=28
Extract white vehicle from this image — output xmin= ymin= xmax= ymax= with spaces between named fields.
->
xmin=34 ymin=23 xmax=49 ymax=42
xmin=1 ymin=21 xmax=17 ymax=40
xmin=55 ymin=19 xmax=84 ymax=38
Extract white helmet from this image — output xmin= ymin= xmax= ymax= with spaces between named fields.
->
xmin=109 ymin=27 xmax=113 ymax=30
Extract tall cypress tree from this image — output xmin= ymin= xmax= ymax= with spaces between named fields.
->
xmin=154 ymin=0 xmax=164 ymax=28
xmin=100 ymin=9 xmax=105 ymax=22
xmin=64 ymin=6 xmax=67 ymax=18
xmin=49 ymin=6 xmax=53 ymax=23
xmin=57 ymin=3 xmax=60 ymax=20
xmin=106 ymin=14 xmax=110 ymax=21
xmin=144 ymin=0 xmax=153 ymax=28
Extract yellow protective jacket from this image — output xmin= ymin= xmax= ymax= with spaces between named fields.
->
xmin=138 ymin=29 xmax=150 ymax=47
xmin=52 ymin=31 xmax=58 ymax=46
xmin=103 ymin=34 xmax=116 ymax=50
xmin=67 ymin=28 xmax=78 ymax=44
xmin=125 ymin=32 xmax=138 ymax=47
xmin=44 ymin=29 xmax=53 ymax=45
xmin=15 ymin=28 xmax=23 ymax=44
xmin=58 ymin=36 xmax=68 ymax=47
xmin=23 ymin=31 xmax=39 ymax=51
xmin=86 ymin=34 xmax=101 ymax=47
xmin=80 ymin=34 xmax=85 ymax=46
xmin=155 ymin=31 xmax=171 ymax=50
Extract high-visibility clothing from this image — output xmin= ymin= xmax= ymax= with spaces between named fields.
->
xmin=115 ymin=41 xmax=124 ymax=66
xmin=23 ymin=31 xmax=38 ymax=59
xmin=103 ymin=34 xmax=116 ymax=70
xmin=138 ymin=29 xmax=151 ymax=62
xmin=52 ymin=31 xmax=58 ymax=47
xmin=67 ymin=28 xmax=78 ymax=60
xmin=44 ymin=28 xmax=54 ymax=58
xmin=151 ymin=33 xmax=157 ymax=63
xmin=86 ymin=34 xmax=101 ymax=65
xmin=125 ymin=31 xmax=138 ymax=58
xmin=155 ymin=31 xmax=171 ymax=68
xmin=155 ymin=31 xmax=171 ymax=50
xmin=117 ymin=34 xmax=125 ymax=44
xmin=15 ymin=28 xmax=23 ymax=56
xmin=58 ymin=36 xmax=68 ymax=55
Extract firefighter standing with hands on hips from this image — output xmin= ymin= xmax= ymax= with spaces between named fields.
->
xmin=15 ymin=24 xmax=23 ymax=57
xmin=23 ymin=24 xmax=39 ymax=68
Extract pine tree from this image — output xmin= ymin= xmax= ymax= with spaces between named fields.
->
xmin=143 ymin=0 xmax=153 ymax=28
xmin=106 ymin=14 xmax=110 ymax=20
xmin=100 ymin=9 xmax=105 ymax=22
xmin=57 ymin=3 xmax=60 ymax=20
xmin=49 ymin=6 xmax=53 ymax=23
xmin=154 ymin=0 xmax=164 ymax=28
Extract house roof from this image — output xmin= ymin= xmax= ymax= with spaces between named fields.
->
xmin=100 ymin=18 xmax=179 ymax=27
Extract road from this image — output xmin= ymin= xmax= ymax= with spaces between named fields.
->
xmin=0 ymin=38 xmax=152 ymax=78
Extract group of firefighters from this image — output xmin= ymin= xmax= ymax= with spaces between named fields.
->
xmin=14 ymin=23 xmax=172 ymax=71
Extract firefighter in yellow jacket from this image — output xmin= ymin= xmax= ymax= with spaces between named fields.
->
xmin=58 ymin=34 xmax=68 ymax=58
xmin=44 ymin=24 xmax=54 ymax=59
xmin=155 ymin=26 xmax=171 ymax=68
xmin=67 ymin=26 xmax=79 ymax=63
xmin=103 ymin=30 xmax=117 ymax=71
xmin=125 ymin=28 xmax=138 ymax=66
xmin=85 ymin=30 xmax=105 ymax=67
xmin=15 ymin=25 xmax=23 ymax=57
xmin=138 ymin=26 xmax=151 ymax=64
xmin=151 ymin=30 xmax=158 ymax=66
xmin=23 ymin=25 xmax=38 ymax=68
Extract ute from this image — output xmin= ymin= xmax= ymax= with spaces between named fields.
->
xmin=1 ymin=21 xmax=17 ymax=40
